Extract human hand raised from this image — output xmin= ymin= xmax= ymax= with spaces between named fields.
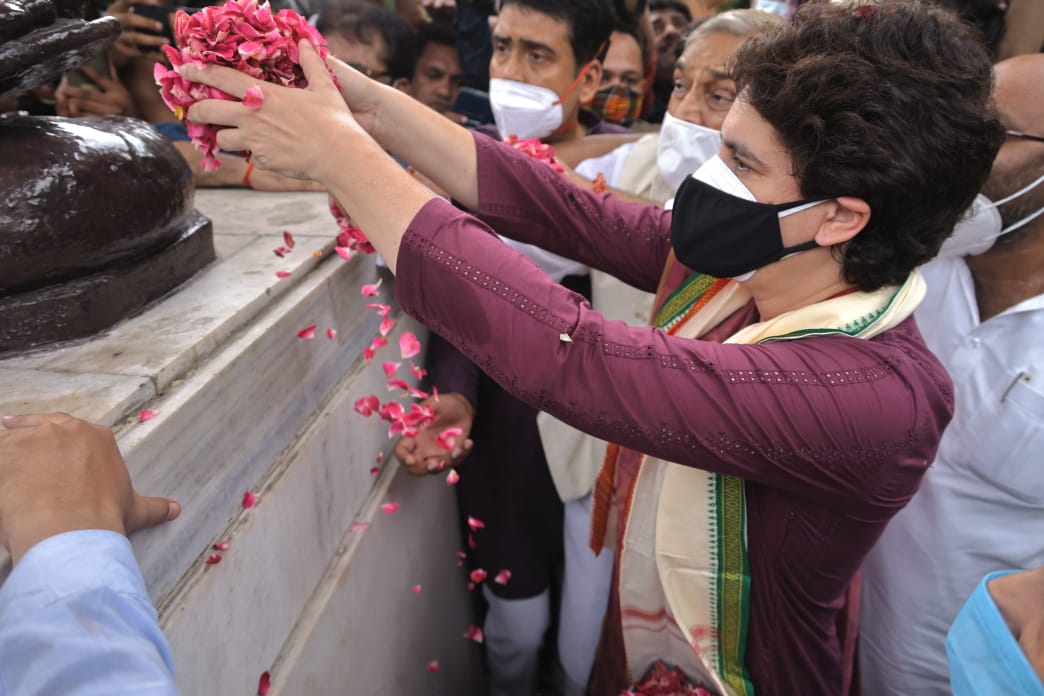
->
xmin=394 ymin=393 xmax=474 ymax=476
xmin=0 ymin=413 xmax=180 ymax=565
xmin=184 ymin=40 xmax=369 ymax=184
xmin=107 ymin=0 xmax=170 ymax=61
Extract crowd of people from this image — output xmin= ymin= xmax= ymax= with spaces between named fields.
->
xmin=1 ymin=0 xmax=1042 ymax=695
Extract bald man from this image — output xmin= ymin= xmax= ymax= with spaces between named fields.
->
xmin=860 ymin=53 xmax=1044 ymax=695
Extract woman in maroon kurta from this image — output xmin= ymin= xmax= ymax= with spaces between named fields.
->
xmin=184 ymin=2 xmax=1002 ymax=692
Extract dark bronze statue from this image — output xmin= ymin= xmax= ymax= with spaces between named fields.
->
xmin=0 ymin=0 xmax=214 ymax=353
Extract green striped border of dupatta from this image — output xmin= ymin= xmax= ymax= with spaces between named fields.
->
xmin=652 ymin=272 xmax=717 ymax=330
xmin=717 ymin=474 xmax=754 ymax=696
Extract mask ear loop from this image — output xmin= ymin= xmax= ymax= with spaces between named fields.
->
xmin=991 ymin=171 xmax=1044 ymax=207
xmin=548 ymin=47 xmax=606 ymax=137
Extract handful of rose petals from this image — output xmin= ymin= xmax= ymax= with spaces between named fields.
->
xmin=154 ymin=0 xmax=333 ymax=171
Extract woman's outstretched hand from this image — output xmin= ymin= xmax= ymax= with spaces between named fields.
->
xmin=183 ymin=40 xmax=367 ymax=184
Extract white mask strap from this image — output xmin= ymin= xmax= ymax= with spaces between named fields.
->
xmin=1000 ymin=205 xmax=1044 ymax=235
xmin=777 ymin=199 xmax=826 ymax=219
xmin=992 ymin=171 xmax=1044 ymax=206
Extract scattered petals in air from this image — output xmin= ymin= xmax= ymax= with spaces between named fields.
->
xmin=436 ymin=427 xmax=463 ymax=452
xmin=399 ymin=332 xmax=422 ymax=359
xmin=381 ymin=502 xmax=400 ymax=515
xmin=467 ymin=581 xmax=475 ymax=590
xmin=206 ymin=553 xmax=223 ymax=564
xmin=213 ymin=541 xmax=230 ymax=551
xmin=370 ymin=466 xmax=379 ymax=475
xmin=153 ymin=0 xmax=335 ymax=170
xmin=382 ymin=361 xmax=400 ymax=378
xmin=273 ymin=246 xmax=291 ymax=257
xmin=456 ymin=551 xmax=467 ymax=559
xmin=275 ymin=270 xmax=292 ymax=278
xmin=367 ymin=303 xmax=391 ymax=319
xmin=467 ymin=515 xmax=486 ymax=532
xmin=361 ymin=279 xmax=382 ymax=297
xmin=330 ymin=202 xmax=376 ymax=254
xmin=242 ymin=491 xmax=258 ymax=509
xmin=387 ymin=378 xmax=411 ymax=392
xmin=364 ymin=335 xmax=389 ymax=361
xmin=626 ymin=660 xmax=715 ymax=696
xmin=376 ymin=452 xmax=384 ymax=463
xmin=409 ymin=362 xmax=428 ymax=380
xmin=379 ymin=317 xmax=396 ymax=337
xmin=412 ymin=584 xmax=422 ymax=594
xmin=139 ymin=408 xmax=159 ymax=423
xmin=446 ymin=469 xmax=460 ymax=486
xmin=335 ymin=246 xmax=352 ymax=261
xmin=297 ymin=324 xmax=317 ymax=340
xmin=464 ymin=624 xmax=484 ymax=644
xmin=468 ymin=533 xmax=477 ymax=549
xmin=349 ymin=521 xmax=369 ymax=534
xmin=243 ymin=85 xmax=265 ymax=108
xmin=326 ymin=327 xmax=337 ymax=340
xmin=257 ymin=670 xmax=271 ymax=696
xmin=354 ymin=395 xmax=379 ymax=417
xmin=282 ymin=230 xmax=295 ymax=249
xmin=494 ymin=569 xmax=512 ymax=585
xmin=470 ymin=568 xmax=488 ymax=584
xmin=425 ymin=660 xmax=440 ymax=674
xmin=408 ymin=386 xmax=429 ymax=400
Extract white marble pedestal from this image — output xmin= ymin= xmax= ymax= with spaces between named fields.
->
xmin=0 ymin=190 xmax=481 ymax=695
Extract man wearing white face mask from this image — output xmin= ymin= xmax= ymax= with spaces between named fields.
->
xmin=400 ymin=2 xmax=626 ymax=695
xmin=860 ymin=52 xmax=1044 ymax=696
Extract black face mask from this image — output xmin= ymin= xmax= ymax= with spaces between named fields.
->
xmin=670 ymin=172 xmax=825 ymax=279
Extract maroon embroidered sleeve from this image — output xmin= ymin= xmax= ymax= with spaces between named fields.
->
xmin=471 ymin=132 xmax=672 ymax=294
xmin=395 ymin=198 xmax=953 ymax=512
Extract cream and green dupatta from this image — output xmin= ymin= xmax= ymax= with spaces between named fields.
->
xmin=614 ymin=268 xmax=926 ymax=695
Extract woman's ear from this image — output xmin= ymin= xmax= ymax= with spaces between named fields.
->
xmin=816 ymin=196 xmax=871 ymax=246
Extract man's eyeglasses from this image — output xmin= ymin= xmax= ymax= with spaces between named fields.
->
xmin=1006 ymin=130 xmax=1044 ymax=143
xmin=346 ymin=62 xmax=392 ymax=85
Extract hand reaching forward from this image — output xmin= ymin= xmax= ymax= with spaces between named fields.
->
xmin=184 ymin=40 xmax=374 ymax=184
xmin=394 ymin=393 xmax=475 ymax=476
xmin=0 ymin=413 xmax=180 ymax=565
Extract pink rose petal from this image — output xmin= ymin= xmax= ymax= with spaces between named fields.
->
xmin=436 ymin=427 xmax=463 ymax=452
xmin=382 ymin=361 xmax=400 ymax=378
xmin=349 ymin=522 xmax=369 ymax=533
xmin=411 ymin=584 xmax=422 ymax=594
xmin=243 ymin=84 xmax=265 ymax=108
xmin=213 ymin=541 xmax=230 ymax=551
xmin=446 ymin=469 xmax=460 ymax=486
xmin=257 ymin=670 xmax=271 ymax=696
xmin=494 ymin=569 xmax=512 ymax=585
xmin=206 ymin=553 xmax=223 ymax=564
xmin=387 ymin=378 xmax=411 ymax=392
xmin=282 ymin=230 xmax=295 ymax=249
xmin=297 ymin=324 xmax=317 ymax=340
xmin=369 ymin=466 xmax=379 ymax=475
xmin=375 ymin=452 xmax=384 ymax=463
xmin=335 ymin=246 xmax=352 ymax=260
xmin=326 ymin=327 xmax=337 ymax=339
xmin=456 ymin=551 xmax=467 ymax=559
xmin=381 ymin=502 xmax=400 ymax=515
xmin=242 ymin=491 xmax=258 ymax=509
xmin=409 ymin=362 xmax=428 ymax=380
xmin=379 ymin=317 xmax=396 ymax=337
xmin=275 ymin=270 xmax=292 ymax=278
xmin=468 ymin=533 xmax=477 ymax=549
xmin=139 ymin=409 xmax=159 ymax=423
xmin=470 ymin=568 xmax=487 ymax=584
xmin=464 ymin=624 xmax=484 ymax=644
xmin=399 ymin=332 xmax=422 ymax=359
xmin=425 ymin=660 xmax=440 ymax=674
xmin=467 ymin=515 xmax=486 ymax=532
xmin=361 ymin=279 xmax=382 ymax=297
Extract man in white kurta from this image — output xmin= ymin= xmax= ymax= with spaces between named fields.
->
xmin=859 ymin=53 xmax=1044 ymax=694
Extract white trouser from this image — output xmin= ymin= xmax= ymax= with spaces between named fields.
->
xmin=481 ymin=493 xmax=614 ymax=696
xmin=557 ymin=493 xmax=614 ymax=695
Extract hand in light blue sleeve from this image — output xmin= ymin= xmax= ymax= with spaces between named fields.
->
xmin=0 ymin=530 xmax=179 ymax=696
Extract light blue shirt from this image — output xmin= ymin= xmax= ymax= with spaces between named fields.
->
xmin=0 ymin=530 xmax=178 ymax=695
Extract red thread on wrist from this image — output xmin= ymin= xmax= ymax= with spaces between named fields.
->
xmin=242 ymin=161 xmax=254 ymax=188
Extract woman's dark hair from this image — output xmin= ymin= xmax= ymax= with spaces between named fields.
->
xmin=499 ymin=0 xmax=616 ymax=69
xmin=731 ymin=0 xmax=1005 ymax=292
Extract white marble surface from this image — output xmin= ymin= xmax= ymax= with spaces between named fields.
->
xmin=0 ymin=189 xmax=479 ymax=694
